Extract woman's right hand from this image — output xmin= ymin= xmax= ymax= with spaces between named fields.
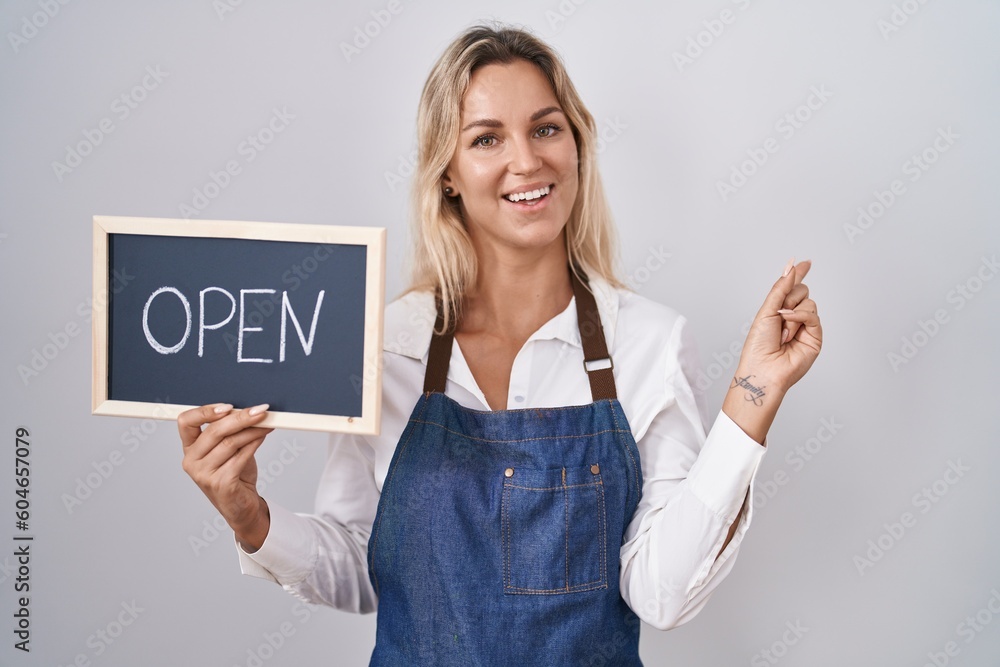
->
xmin=178 ymin=403 xmax=273 ymax=552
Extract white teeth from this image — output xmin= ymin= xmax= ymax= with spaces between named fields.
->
xmin=505 ymin=185 xmax=550 ymax=202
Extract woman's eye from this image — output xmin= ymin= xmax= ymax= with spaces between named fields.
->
xmin=536 ymin=123 xmax=561 ymax=138
xmin=473 ymin=134 xmax=496 ymax=148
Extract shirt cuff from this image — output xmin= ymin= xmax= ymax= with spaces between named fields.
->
xmin=686 ymin=410 xmax=766 ymax=521
xmin=236 ymin=503 xmax=318 ymax=585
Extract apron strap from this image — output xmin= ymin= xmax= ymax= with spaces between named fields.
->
xmin=571 ymin=268 xmax=617 ymax=401
xmin=423 ymin=293 xmax=455 ymax=394
xmin=422 ymin=266 xmax=617 ymax=401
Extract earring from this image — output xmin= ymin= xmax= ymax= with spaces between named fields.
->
xmin=444 ymin=187 xmax=454 ymax=196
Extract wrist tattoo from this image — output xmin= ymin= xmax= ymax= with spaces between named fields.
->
xmin=731 ymin=374 xmax=766 ymax=406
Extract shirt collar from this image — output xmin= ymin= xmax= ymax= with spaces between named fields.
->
xmin=384 ymin=274 xmax=621 ymax=362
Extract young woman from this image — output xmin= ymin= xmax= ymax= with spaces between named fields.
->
xmin=179 ymin=24 xmax=821 ymax=665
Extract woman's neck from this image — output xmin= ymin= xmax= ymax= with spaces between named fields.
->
xmin=459 ymin=240 xmax=574 ymax=340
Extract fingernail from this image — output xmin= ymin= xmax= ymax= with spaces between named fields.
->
xmin=781 ymin=328 xmax=789 ymax=344
xmin=214 ymin=404 xmax=233 ymax=414
xmin=782 ymin=257 xmax=795 ymax=277
xmin=777 ymin=309 xmax=795 ymax=315
xmin=248 ymin=403 xmax=269 ymax=416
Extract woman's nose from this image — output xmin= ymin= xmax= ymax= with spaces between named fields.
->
xmin=507 ymin=138 xmax=542 ymax=175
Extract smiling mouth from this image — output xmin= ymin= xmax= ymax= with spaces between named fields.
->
xmin=503 ymin=184 xmax=552 ymax=204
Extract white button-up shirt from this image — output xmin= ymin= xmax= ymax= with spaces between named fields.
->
xmin=238 ymin=275 xmax=767 ymax=630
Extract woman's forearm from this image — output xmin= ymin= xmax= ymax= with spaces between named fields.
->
xmin=721 ymin=366 xmax=786 ymax=446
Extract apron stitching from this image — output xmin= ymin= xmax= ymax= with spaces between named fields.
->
xmin=598 ymin=478 xmax=608 ymax=588
xmin=500 ymin=476 xmax=609 ymax=594
xmin=408 ymin=420 xmax=627 ymax=444
xmin=503 ymin=581 xmax=608 ymax=594
xmin=503 ymin=483 xmax=511 ymax=589
xmin=563 ymin=467 xmax=570 ymax=593
xmin=505 ymin=482 xmax=601 ymax=491
xmin=609 ymin=401 xmax=641 ymax=500
xmin=432 ymin=400 xmax=620 ymax=416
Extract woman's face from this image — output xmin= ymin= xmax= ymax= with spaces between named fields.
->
xmin=444 ymin=59 xmax=579 ymax=257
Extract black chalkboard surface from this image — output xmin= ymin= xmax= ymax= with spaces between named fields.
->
xmin=92 ymin=216 xmax=385 ymax=434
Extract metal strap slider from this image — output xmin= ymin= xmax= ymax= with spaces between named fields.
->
xmin=583 ymin=357 xmax=614 ymax=373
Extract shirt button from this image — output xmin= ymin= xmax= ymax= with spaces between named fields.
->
xmin=504 ymin=468 xmax=515 ymax=478
xmin=513 ymin=395 xmax=524 ymax=403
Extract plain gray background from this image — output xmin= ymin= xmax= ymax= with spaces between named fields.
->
xmin=2 ymin=1 xmax=998 ymax=665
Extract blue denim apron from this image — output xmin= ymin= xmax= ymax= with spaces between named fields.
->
xmin=367 ymin=269 xmax=644 ymax=666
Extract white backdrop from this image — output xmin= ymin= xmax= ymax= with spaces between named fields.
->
xmin=2 ymin=1 xmax=998 ymax=665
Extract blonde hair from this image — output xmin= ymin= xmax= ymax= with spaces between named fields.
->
xmin=406 ymin=23 xmax=625 ymax=332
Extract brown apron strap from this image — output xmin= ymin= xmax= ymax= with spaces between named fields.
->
xmin=571 ymin=268 xmax=617 ymax=401
xmin=423 ymin=295 xmax=455 ymax=394
xmin=422 ymin=266 xmax=617 ymax=401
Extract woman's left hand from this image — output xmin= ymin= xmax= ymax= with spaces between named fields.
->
xmin=721 ymin=259 xmax=822 ymax=445
xmin=738 ymin=258 xmax=823 ymax=396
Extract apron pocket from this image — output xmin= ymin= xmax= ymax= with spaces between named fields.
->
xmin=501 ymin=463 xmax=608 ymax=595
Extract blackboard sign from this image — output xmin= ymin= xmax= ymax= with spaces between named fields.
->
xmin=92 ymin=216 xmax=385 ymax=434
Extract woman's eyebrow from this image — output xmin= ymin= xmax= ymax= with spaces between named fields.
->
xmin=529 ymin=106 xmax=564 ymax=122
xmin=460 ymin=106 xmax=564 ymax=132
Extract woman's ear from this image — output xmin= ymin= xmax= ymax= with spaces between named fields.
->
xmin=441 ymin=173 xmax=457 ymax=197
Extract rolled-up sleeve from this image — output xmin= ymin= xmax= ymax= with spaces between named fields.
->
xmin=619 ymin=315 xmax=766 ymax=630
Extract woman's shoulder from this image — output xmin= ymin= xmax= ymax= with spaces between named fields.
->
xmin=590 ymin=276 xmax=689 ymax=348
xmin=616 ymin=288 xmax=687 ymax=330
xmin=382 ymin=288 xmax=436 ymax=359
xmin=594 ymin=280 xmax=702 ymax=421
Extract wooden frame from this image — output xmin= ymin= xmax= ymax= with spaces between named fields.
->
xmin=91 ymin=215 xmax=385 ymax=435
